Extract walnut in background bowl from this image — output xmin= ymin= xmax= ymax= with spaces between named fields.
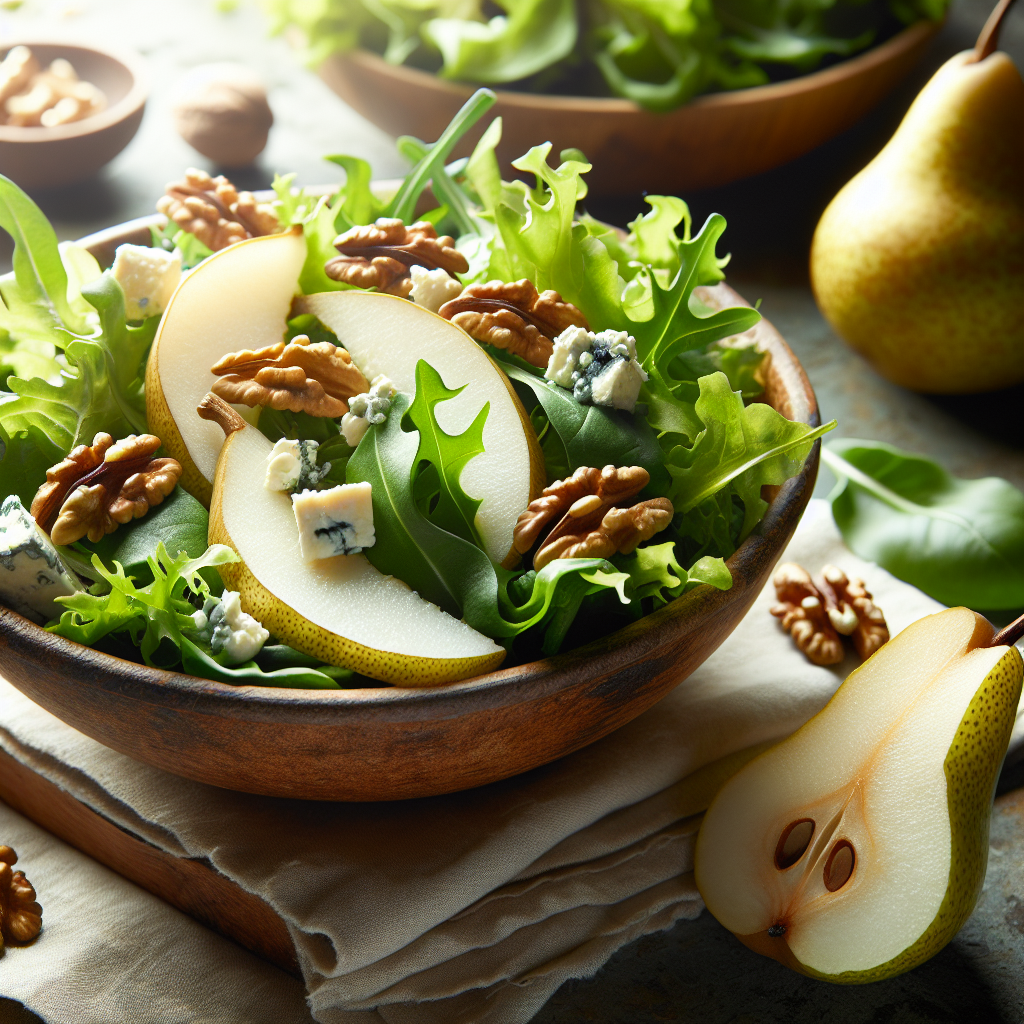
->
xmin=172 ymin=63 xmax=273 ymax=168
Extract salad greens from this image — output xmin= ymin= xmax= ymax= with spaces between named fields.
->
xmin=823 ymin=440 xmax=1024 ymax=611
xmin=0 ymin=91 xmax=830 ymax=684
xmin=268 ymin=0 xmax=950 ymax=111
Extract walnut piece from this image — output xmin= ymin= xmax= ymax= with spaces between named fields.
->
xmin=0 ymin=48 xmax=106 ymax=127
xmin=439 ymin=280 xmax=588 ymax=368
xmin=211 ymin=333 xmax=368 ymax=417
xmin=770 ymin=562 xmax=844 ymax=666
xmin=157 ymin=168 xmax=279 ymax=252
xmin=819 ymin=564 xmax=890 ymax=660
xmin=513 ymin=465 xmax=651 ymax=556
xmin=324 ymin=218 xmax=468 ymax=298
xmin=30 ymin=433 xmax=182 ymax=546
xmin=0 ymin=846 xmax=42 ymax=949
xmin=534 ymin=497 xmax=673 ymax=569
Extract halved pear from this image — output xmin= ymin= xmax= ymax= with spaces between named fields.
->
xmin=695 ymin=606 xmax=1023 ymax=982
xmin=204 ymin=403 xmax=506 ymax=686
xmin=145 ymin=227 xmax=308 ymax=505
xmin=298 ymin=290 xmax=544 ymax=565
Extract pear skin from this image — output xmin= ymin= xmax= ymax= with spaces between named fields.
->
xmin=810 ymin=51 xmax=1024 ymax=394
xmin=695 ymin=607 xmax=1024 ymax=982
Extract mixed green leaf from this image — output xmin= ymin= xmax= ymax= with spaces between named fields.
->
xmin=268 ymin=0 xmax=949 ymax=112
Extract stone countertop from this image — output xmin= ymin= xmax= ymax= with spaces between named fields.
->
xmin=0 ymin=0 xmax=1022 ymax=1021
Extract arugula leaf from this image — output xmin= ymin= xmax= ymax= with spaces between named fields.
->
xmin=179 ymin=638 xmax=341 ymax=689
xmin=666 ymin=371 xmax=834 ymax=535
xmin=501 ymin=360 xmax=669 ymax=493
xmin=347 ymin=382 xmax=626 ymax=645
xmin=404 ymin=360 xmax=486 ymax=545
xmin=822 ymin=440 xmax=1024 ymax=610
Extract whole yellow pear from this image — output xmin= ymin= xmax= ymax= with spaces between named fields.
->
xmin=810 ymin=50 xmax=1024 ymax=393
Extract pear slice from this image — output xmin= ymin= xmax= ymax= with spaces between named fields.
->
xmin=695 ymin=606 xmax=1023 ymax=982
xmin=145 ymin=228 xmax=308 ymax=505
xmin=298 ymin=290 xmax=544 ymax=565
xmin=204 ymin=401 xmax=506 ymax=686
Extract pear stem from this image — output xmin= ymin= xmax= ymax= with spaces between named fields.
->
xmin=974 ymin=0 xmax=1018 ymax=62
xmin=197 ymin=392 xmax=247 ymax=438
xmin=990 ymin=611 xmax=1024 ymax=648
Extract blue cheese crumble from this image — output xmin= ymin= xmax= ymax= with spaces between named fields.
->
xmin=0 ymin=495 xmax=84 ymax=624
xmin=191 ymin=590 xmax=270 ymax=664
xmin=341 ymin=376 xmax=397 ymax=448
xmin=111 ymin=243 xmax=182 ymax=320
xmin=264 ymin=438 xmax=331 ymax=493
xmin=409 ymin=265 xmax=463 ymax=313
xmin=292 ymin=482 xmax=375 ymax=561
xmin=545 ymin=327 xmax=648 ymax=413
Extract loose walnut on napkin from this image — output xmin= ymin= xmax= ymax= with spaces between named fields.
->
xmin=438 ymin=280 xmax=588 ymax=368
xmin=513 ymin=465 xmax=672 ymax=569
xmin=324 ymin=218 xmax=468 ymax=297
xmin=0 ymin=846 xmax=42 ymax=949
xmin=771 ymin=561 xmax=889 ymax=665
xmin=31 ymin=434 xmax=182 ymax=546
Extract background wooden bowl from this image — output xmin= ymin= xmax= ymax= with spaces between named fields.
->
xmin=0 ymin=40 xmax=147 ymax=191
xmin=318 ymin=20 xmax=939 ymax=196
xmin=0 ymin=220 xmax=819 ymax=802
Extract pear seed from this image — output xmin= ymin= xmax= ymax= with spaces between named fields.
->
xmin=767 ymin=923 xmax=786 ymax=937
xmin=824 ymin=840 xmax=855 ymax=892
xmin=774 ymin=818 xmax=815 ymax=870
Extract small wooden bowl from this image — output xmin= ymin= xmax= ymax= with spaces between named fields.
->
xmin=0 ymin=40 xmax=147 ymax=190
xmin=0 ymin=219 xmax=819 ymax=802
xmin=318 ymin=20 xmax=938 ymax=195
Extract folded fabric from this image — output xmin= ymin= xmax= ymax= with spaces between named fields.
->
xmin=0 ymin=500 xmax=1019 ymax=1023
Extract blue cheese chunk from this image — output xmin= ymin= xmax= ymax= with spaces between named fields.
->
xmin=0 ymin=495 xmax=84 ymax=624
xmin=292 ymin=482 xmax=375 ymax=561
xmin=341 ymin=376 xmax=397 ymax=448
xmin=191 ymin=590 xmax=270 ymax=665
xmin=409 ymin=265 xmax=463 ymax=313
xmin=264 ymin=438 xmax=330 ymax=493
xmin=544 ymin=327 xmax=648 ymax=413
xmin=111 ymin=243 xmax=182 ymax=320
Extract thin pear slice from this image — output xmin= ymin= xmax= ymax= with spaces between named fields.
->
xmin=207 ymin=409 xmax=505 ymax=686
xmin=145 ymin=228 xmax=308 ymax=505
xmin=695 ymin=606 xmax=1023 ymax=982
xmin=298 ymin=290 xmax=544 ymax=565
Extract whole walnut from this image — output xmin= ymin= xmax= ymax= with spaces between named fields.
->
xmin=172 ymin=63 xmax=272 ymax=167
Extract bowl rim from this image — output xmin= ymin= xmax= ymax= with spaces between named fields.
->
xmin=0 ymin=217 xmax=819 ymax=722
xmin=0 ymin=37 xmax=148 ymax=143
xmin=331 ymin=19 xmax=940 ymax=115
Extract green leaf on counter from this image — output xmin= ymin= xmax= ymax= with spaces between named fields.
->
xmin=823 ymin=440 xmax=1024 ymax=610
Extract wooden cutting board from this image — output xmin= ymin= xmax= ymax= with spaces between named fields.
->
xmin=0 ymin=746 xmax=300 ymax=977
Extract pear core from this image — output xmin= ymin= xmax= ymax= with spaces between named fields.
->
xmin=695 ymin=606 xmax=1024 ymax=981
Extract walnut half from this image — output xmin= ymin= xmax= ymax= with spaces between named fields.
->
xmin=439 ymin=279 xmax=588 ymax=368
xmin=211 ymin=334 xmax=368 ymax=417
xmin=770 ymin=562 xmax=845 ymax=666
xmin=31 ymin=434 xmax=182 ymax=546
xmin=513 ymin=465 xmax=672 ymax=570
xmin=325 ymin=218 xmax=468 ymax=297
xmin=0 ymin=846 xmax=42 ymax=949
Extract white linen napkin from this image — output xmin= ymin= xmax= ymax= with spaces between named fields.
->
xmin=0 ymin=500 xmax=1019 ymax=1023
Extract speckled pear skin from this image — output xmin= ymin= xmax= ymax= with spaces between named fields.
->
xmin=810 ymin=51 xmax=1024 ymax=394
xmin=803 ymin=645 xmax=1024 ymax=984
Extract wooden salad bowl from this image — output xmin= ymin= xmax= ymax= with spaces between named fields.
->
xmin=0 ymin=219 xmax=819 ymax=802
xmin=318 ymin=20 xmax=939 ymax=195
